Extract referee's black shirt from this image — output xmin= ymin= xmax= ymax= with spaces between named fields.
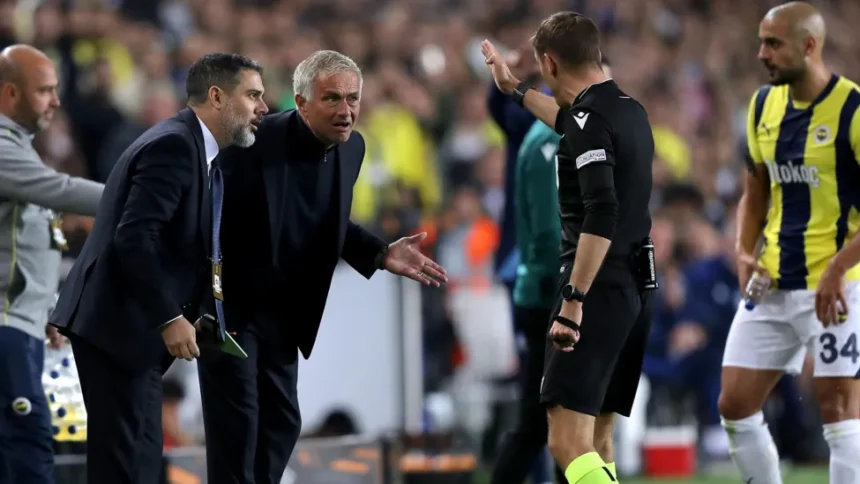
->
xmin=554 ymin=79 xmax=654 ymax=272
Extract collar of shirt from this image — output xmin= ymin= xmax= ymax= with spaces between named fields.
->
xmin=574 ymin=78 xmax=615 ymax=104
xmin=196 ymin=116 xmax=219 ymax=166
xmin=0 ymin=113 xmax=35 ymax=142
xmin=295 ymin=113 xmax=336 ymax=156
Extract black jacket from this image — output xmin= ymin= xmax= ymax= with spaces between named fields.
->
xmin=218 ymin=109 xmax=387 ymax=359
xmin=51 ymin=108 xmax=211 ymax=371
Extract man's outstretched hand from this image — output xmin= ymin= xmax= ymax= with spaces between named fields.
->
xmin=383 ymin=232 xmax=448 ymax=287
xmin=482 ymin=39 xmax=520 ymax=95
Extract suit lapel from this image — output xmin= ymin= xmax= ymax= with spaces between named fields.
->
xmin=180 ymin=108 xmax=211 ymax=256
xmin=200 ymin=168 xmax=211 ymax=256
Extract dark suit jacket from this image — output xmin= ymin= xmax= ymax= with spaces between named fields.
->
xmin=219 ymin=109 xmax=386 ymax=359
xmin=51 ymin=108 xmax=211 ymax=371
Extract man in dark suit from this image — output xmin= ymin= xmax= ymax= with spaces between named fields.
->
xmin=201 ymin=50 xmax=448 ymax=484
xmin=49 ymin=53 xmax=268 ymax=484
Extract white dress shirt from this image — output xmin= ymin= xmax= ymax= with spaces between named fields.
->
xmin=197 ymin=116 xmax=220 ymax=167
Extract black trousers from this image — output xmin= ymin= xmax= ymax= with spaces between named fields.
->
xmin=71 ymin=334 xmax=169 ymax=484
xmin=490 ymin=305 xmax=565 ymax=484
xmin=197 ymin=313 xmax=301 ymax=484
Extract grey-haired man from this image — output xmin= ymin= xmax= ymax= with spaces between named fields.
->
xmin=203 ymin=50 xmax=447 ymax=484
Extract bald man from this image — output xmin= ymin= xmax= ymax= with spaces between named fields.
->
xmin=718 ymin=2 xmax=860 ymax=483
xmin=0 ymin=45 xmax=102 ymax=483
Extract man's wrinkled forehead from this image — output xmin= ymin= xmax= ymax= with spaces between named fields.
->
xmin=313 ymin=71 xmax=361 ymax=97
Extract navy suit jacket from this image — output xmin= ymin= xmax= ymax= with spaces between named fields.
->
xmin=50 ymin=108 xmax=211 ymax=371
xmin=218 ymin=109 xmax=387 ymax=359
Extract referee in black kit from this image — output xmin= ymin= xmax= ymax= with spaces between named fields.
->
xmin=483 ymin=12 xmax=655 ymax=484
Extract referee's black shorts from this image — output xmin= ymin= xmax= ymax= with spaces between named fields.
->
xmin=540 ymin=261 xmax=652 ymax=417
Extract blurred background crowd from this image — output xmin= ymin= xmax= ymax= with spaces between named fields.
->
xmin=7 ymin=0 xmax=860 ymax=479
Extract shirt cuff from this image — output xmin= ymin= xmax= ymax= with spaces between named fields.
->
xmin=374 ymin=245 xmax=390 ymax=270
xmin=160 ymin=315 xmax=183 ymax=328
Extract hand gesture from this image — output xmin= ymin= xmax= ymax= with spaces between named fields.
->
xmin=816 ymin=262 xmax=848 ymax=327
xmin=161 ymin=317 xmax=200 ymax=361
xmin=45 ymin=324 xmax=65 ymax=349
xmin=383 ymin=232 xmax=448 ymax=287
xmin=481 ymin=39 xmax=520 ymax=95
xmin=548 ymin=302 xmax=583 ymax=352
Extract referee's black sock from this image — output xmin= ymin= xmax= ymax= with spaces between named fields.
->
xmin=563 ymin=452 xmax=616 ymax=483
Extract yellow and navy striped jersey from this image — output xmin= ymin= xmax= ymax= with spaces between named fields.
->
xmin=747 ymin=74 xmax=860 ymax=290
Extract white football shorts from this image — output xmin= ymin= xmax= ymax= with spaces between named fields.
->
xmin=722 ymin=281 xmax=860 ymax=378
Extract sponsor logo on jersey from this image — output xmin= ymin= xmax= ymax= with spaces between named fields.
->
xmin=764 ymin=159 xmax=820 ymax=188
xmin=573 ymin=111 xmax=589 ymax=129
xmin=541 ymin=143 xmax=556 ymax=161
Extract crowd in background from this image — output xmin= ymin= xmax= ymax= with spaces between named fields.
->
xmin=7 ymin=0 xmax=860 ymax=470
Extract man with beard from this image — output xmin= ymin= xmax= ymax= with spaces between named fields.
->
xmin=49 ymin=53 xmax=268 ymax=483
xmin=201 ymin=50 xmax=447 ymax=484
xmin=717 ymin=2 xmax=860 ymax=483
xmin=0 ymin=44 xmax=102 ymax=484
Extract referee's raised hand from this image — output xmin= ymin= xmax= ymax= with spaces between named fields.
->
xmin=481 ymin=39 xmax=519 ymax=95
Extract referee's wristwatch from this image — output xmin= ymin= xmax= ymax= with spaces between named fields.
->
xmin=510 ymin=81 xmax=534 ymax=107
xmin=561 ymin=284 xmax=586 ymax=303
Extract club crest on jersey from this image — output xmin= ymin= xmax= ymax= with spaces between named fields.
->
xmin=764 ymin=159 xmax=820 ymax=188
xmin=11 ymin=397 xmax=31 ymax=416
xmin=814 ymin=125 xmax=832 ymax=144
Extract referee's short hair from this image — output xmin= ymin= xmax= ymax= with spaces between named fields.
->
xmin=185 ymin=53 xmax=263 ymax=105
xmin=532 ymin=12 xmax=602 ymax=69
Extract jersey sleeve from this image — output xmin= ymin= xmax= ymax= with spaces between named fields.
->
xmin=560 ymin=108 xmax=615 ymax=169
xmin=561 ymin=108 xmax=619 ymax=240
xmin=746 ymin=89 xmax=764 ymax=165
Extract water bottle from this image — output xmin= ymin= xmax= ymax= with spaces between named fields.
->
xmin=743 ymin=271 xmax=771 ymax=310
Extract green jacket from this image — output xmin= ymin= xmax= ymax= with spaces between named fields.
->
xmin=513 ymin=120 xmax=562 ymax=309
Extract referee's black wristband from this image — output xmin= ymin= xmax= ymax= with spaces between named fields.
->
xmin=511 ymin=81 xmax=533 ymax=107
xmin=553 ymin=315 xmax=581 ymax=332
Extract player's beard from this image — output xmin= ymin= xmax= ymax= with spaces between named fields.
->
xmin=222 ymin=99 xmax=256 ymax=148
xmin=769 ymin=65 xmax=805 ymax=86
